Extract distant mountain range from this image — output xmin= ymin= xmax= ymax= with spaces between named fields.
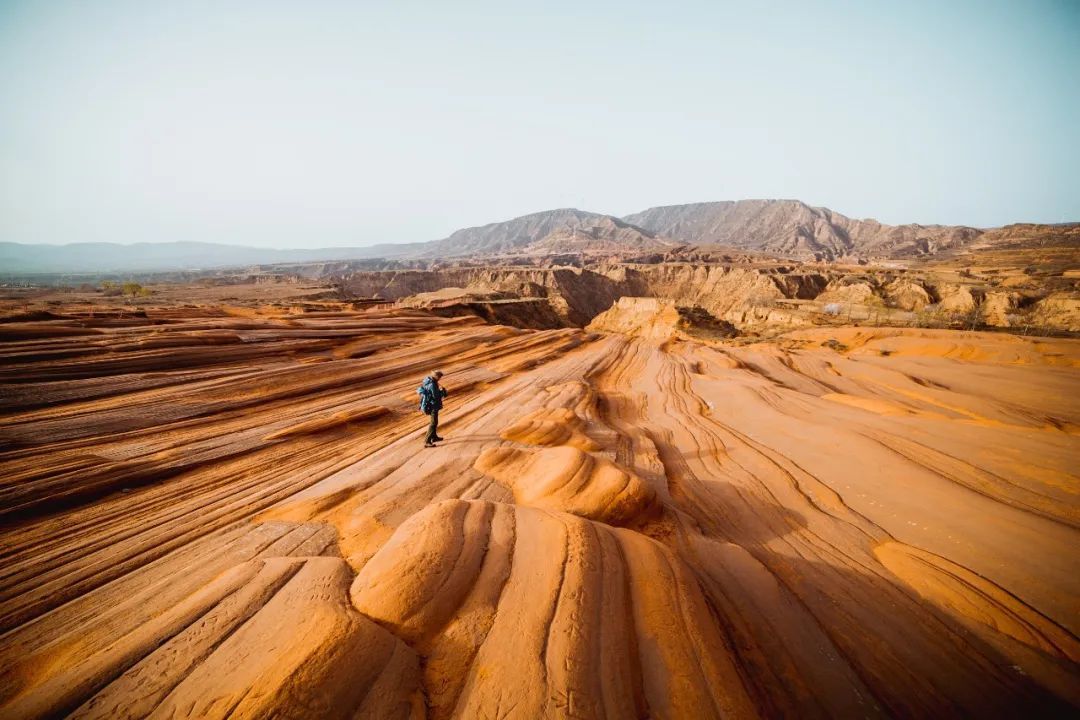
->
xmin=624 ymin=200 xmax=982 ymax=259
xmin=419 ymin=208 xmax=675 ymax=257
xmin=2 ymin=200 xmax=1072 ymax=274
xmin=0 ymin=240 xmax=420 ymax=275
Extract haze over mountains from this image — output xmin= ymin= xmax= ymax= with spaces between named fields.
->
xmin=0 ymin=240 xmax=422 ymax=275
xmin=1 ymin=199 xmax=1070 ymax=274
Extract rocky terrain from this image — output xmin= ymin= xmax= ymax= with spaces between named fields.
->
xmin=0 ymin=217 xmax=1076 ymax=719
xmin=332 ymin=250 xmax=1079 ymax=335
xmin=0 ymin=292 xmax=1076 ymax=718
xmin=14 ymin=230 xmax=1075 ymax=338
xmin=92 ymin=215 xmax=1066 ymax=338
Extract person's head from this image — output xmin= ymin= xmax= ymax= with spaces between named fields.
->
xmin=433 ymin=370 xmax=443 ymax=380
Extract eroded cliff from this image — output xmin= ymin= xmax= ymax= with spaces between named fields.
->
xmin=338 ymin=260 xmax=1079 ymax=335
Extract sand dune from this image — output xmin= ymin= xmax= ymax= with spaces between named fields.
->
xmin=0 ymin=304 xmax=1077 ymax=718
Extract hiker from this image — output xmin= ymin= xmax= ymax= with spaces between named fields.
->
xmin=417 ymin=370 xmax=448 ymax=447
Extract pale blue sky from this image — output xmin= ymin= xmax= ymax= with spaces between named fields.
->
xmin=1 ymin=0 xmax=1077 ymax=248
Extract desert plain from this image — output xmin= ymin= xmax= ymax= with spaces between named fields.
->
xmin=0 ymin=206 xmax=1078 ymax=719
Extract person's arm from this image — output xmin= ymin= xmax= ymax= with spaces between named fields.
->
xmin=440 ymin=386 xmax=448 ymax=398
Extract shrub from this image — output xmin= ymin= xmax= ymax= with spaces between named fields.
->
xmin=821 ymin=338 xmax=848 ymax=352
xmin=863 ymin=294 xmax=886 ymax=307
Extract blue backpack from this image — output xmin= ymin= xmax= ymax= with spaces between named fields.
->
xmin=417 ymin=381 xmax=434 ymax=414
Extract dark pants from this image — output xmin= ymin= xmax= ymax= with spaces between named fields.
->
xmin=424 ymin=410 xmax=440 ymax=443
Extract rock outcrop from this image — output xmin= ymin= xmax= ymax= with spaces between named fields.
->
xmin=585 ymin=297 xmax=684 ymax=340
xmin=936 ymin=284 xmax=981 ymax=314
xmin=342 ymin=267 xmax=635 ymax=326
xmin=816 ymin=280 xmax=877 ymax=305
xmin=884 ymin=278 xmax=933 ymax=311
xmin=398 ymin=288 xmax=567 ymax=329
xmin=980 ymin=291 xmax=1018 ymax=327
xmin=1030 ymin=293 xmax=1080 ymax=332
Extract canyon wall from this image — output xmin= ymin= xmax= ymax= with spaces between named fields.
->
xmin=337 ymin=263 xmax=1078 ymax=334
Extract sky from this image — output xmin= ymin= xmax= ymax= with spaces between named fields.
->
xmin=0 ymin=0 xmax=1077 ymax=249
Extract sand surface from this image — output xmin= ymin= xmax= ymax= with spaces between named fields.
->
xmin=0 ymin=304 xmax=1077 ymax=718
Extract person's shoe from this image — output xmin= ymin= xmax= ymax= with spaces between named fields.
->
xmin=433 ymin=435 xmax=445 ymax=442
xmin=424 ymin=441 xmax=437 ymax=448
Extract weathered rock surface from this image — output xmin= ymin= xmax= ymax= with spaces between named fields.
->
xmin=475 ymin=445 xmax=658 ymax=525
xmin=398 ymin=287 xmax=567 ymax=329
xmin=0 ymin=303 xmax=1077 ymax=718
xmin=586 ymin=297 xmax=684 ymax=340
xmin=342 ymin=267 xmax=632 ymax=326
xmin=937 ymin=283 xmax=981 ymax=314
xmin=981 ymin=291 xmax=1019 ymax=327
xmin=816 ymin=279 xmax=877 ymax=305
xmin=884 ymin=278 xmax=933 ymax=310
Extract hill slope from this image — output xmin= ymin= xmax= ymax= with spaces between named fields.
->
xmin=525 ymin=215 xmax=677 ymax=255
xmin=421 ymin=208 xmax=668 ymax=257
xmin=624 ymin=199 xmax=982 ymax=260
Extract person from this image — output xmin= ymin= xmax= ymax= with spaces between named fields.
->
xmin=418 ymin=370 xmax=448 ymax=447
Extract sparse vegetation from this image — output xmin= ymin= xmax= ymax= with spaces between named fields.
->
xmin=100 ymin=280 xmax=123 ymax=297
xmin=117 ymin=282 xmax=152 ymax=297
xmin=675 ymin=305 xmax=738 ymax=340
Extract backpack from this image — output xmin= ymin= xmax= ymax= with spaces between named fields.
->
xmin=417 ymin=381 xmax=433 ymax=414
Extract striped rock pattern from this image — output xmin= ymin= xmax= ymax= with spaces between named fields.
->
xmin=0 ymin=305 xmax=1077 ymax=718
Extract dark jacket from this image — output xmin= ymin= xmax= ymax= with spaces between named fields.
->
xmin=418 ymin=376 xmax=448 ymax=414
